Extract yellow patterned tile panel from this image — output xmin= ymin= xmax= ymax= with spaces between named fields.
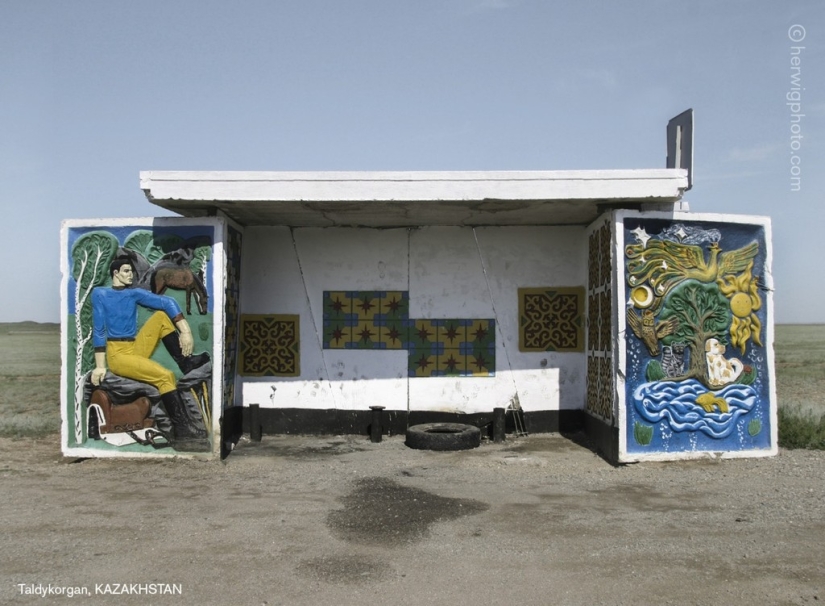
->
xmin=519 ymin=287 xmax=585 ymax=352
xmin=240 ymin=314 xmax=300 ymax=377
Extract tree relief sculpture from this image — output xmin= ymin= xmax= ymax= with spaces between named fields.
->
xmin=623 ymin=222 xmax=770 ymax=453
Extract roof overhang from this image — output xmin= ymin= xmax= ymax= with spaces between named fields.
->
xmin=140 ymin=169 xmax=688 ymax=227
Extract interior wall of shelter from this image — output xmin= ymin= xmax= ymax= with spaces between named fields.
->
xmin=239 ymin=225 xmax=588 ymax=415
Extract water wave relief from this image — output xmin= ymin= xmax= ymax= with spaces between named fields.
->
xmin=633 ymin=379 xmax=756 ymax=439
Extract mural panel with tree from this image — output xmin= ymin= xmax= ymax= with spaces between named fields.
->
xmin=623 ymin=218 xmax=773 ymax=455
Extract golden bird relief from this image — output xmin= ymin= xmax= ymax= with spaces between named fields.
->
xmin=626 ymin=308 xmax=679 ymax=357
xmin=626 ymin=240 xmax=760 ymax=299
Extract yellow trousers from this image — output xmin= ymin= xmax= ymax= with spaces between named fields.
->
xmin=107 ymin=312 xmax=178 ymax=395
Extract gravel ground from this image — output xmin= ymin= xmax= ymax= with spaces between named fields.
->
xmin=1 ymin=432 xmax=823 ymax=606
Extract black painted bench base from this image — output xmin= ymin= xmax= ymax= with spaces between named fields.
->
xmin=220 ymin=406 xmax=622 ymax=464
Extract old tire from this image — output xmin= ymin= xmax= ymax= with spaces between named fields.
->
xmin=405 ymin=423 xmax=481 ymax=451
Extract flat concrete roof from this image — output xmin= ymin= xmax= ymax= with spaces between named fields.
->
xmin=140 ymin=169 xmax=688 ymax=227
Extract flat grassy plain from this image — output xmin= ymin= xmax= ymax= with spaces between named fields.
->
xmin=774 ymin=324 xmax=825 ymax=448
xmin=0 ymin=322 xmax=61 ymax=437
xmin=0 ymin=322 xmax=822 ymax=446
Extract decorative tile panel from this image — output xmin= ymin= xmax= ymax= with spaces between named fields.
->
xmin=324 ymin=290 xmax=494 ymax=377
xmin=467 ymin=346 xmax=495 ymax=377
xmin=599 ymin=289 xmax=611 ymax=353
xmin=324 ymin=290 xmax=412 ymax=349
xmin=598 ymin=356 xmax=613 ymax=417
xmin=588 ymin=230 xmax=600 ymax=291
xmin=409 ymin=319 xmax=439 ymax=350
xmin=518 ymin=288 xmax=585 ymax=352
xmin=586 ymin=355 xmax=598 ymax=414
xmin=377 ymin=291 xmax=409 ymax=349
xmin=323 ymin=291 xmax=354 ymax=349
xmin=587 ymin=292 xmax=599 ymax=352
xmin=599 ymin=223 xmax=611 ymax=289
xmin=240 ymin=314 xmax=300 ymax=377
xmin=586 ymin=219 xmax=613 ymax=422
xmin=223 ymin=226 xmax=242 ymax=408
xmin=407 ymin=318 xmax=495 ymax=377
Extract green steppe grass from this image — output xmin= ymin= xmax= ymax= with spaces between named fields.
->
xmin=0 ymin=322 xmax=62 ymax=438
xmin=774 ymin=325 xmax=825 ymax=449
xmin=0 ymin=322 xmax=823 ymax=448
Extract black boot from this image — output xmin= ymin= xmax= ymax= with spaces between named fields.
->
xmin=160 ymin=390 xmax=210 ymax=452
xmin=162 ymin=333 xmax=210 ymax=375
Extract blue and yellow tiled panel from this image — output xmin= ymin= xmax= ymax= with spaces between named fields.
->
xmin=407 ymin=319 xmax=495 ymax=377
xmin=407 ymin=319 xmax=439 ymax=376
xmin=350 ymin=290 xmax=381 ymax=350
xmin=375 ymin=291 xmax=409 ymax=349
xmin=324 ymin=291 xmax=410 ymax=349
xmin=323 ymin=291 xmax=355 ymax=349
xmin=323 ymin=291 xmax=495 ymax=376
xmin=465 ymin=319 xmax=496 ymax=377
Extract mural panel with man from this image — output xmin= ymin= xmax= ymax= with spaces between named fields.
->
xmin=62 ymin=222 xmax=217 ymax=456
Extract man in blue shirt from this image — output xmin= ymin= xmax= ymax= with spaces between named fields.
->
xmin=91 ymin=255 xmax=209 ymax=449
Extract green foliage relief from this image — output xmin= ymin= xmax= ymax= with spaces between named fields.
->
xmin=124 ymin=230 xmax=182 ymax=266
xmin=659 ymin=280 xmax=731 ymax=384
xmin=123 ymin=229 xmax=212 ymax=274
xmin=634 ymin=422 xmax=654 ymax=445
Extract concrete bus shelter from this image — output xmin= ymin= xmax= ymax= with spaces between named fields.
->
xmin=60 ymin=168 xmax=776 ymax=463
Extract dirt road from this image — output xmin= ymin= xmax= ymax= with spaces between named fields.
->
xmin=2 ymin=433 xmax=823 ymax=605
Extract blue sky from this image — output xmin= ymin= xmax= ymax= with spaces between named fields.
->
xmin=1 ymin=0 xmax=823 ymax=323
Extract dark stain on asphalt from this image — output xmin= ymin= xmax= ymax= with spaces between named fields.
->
xmin=328 ymin=477 xmax=489 ymax=546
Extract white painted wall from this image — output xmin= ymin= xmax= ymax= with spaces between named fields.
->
xmin=241 ymin=226 xmax=587 ymax=414
xmin=475 ymin=226 xmax=587 ymax=412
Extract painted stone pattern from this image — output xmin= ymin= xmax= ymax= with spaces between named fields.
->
xmin=623 ymin=220 xmax=771 ymax=453
xmin=518 ymin=287 xmax=585 ymax=352
xmin=322 ymin=291 xmax=495 ymax=377
xmin=239 ymin=315 xmax=300 ymax=376
xmin=586 ymin=221 xmax=614 ymax=421
xmin=66 ymin=226 xmax=215 ymax=454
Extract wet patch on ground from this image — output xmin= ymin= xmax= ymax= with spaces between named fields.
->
xmin=327 ymin=477 xmax=489 ymax=547
xmin=296 ymin=554 xmax=392 ymax=585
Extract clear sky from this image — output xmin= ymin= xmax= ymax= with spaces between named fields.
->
xmin=1 ymin=0 xmax=823 ymax=323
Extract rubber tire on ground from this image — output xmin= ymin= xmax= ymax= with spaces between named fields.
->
xmin=405 ymin=423 xmax=481 ymax=451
